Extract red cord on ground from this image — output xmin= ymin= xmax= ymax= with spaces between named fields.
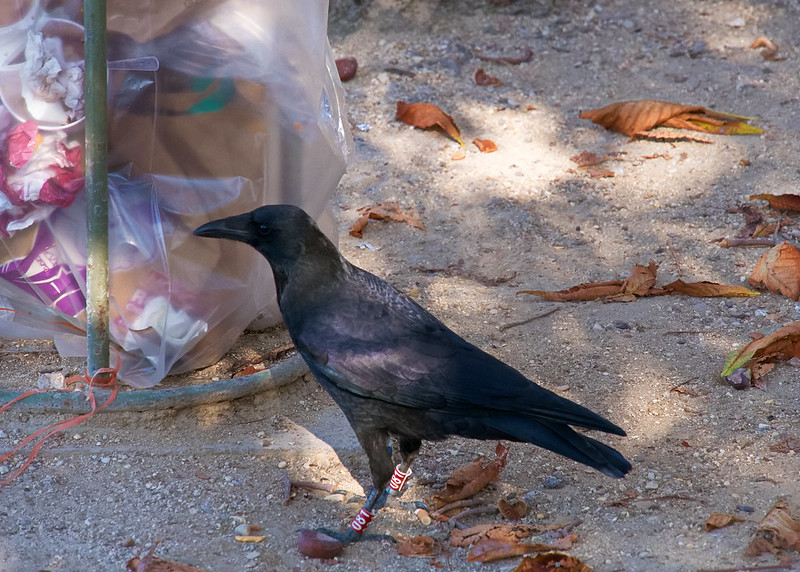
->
xmin=0 ymin=357 xmax=121 ymax=486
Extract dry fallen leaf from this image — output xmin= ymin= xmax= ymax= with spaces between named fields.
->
xmin=349 ymin=202 xmax=426 ymax=238
xmin=750 ymin=193 xmax=800 ymax=212
xmin=750 ymin=37 xmax=786 ymax=61
xmin=451 ymin=148 xmax=467 ymax=160
xmin=498 ymin=497 xmax=528 ymax=520
xmin=722 ymin=320 xmax=800 ymax=383
xmin=473 ymin=138 xmax=498 ymax=153
xmin=769 ymin=434 xmax=800 ymax=454
xmin=468 ymin=538 xmax=575 ymax=563
xmin=126 ymin=543 xmax=211 ymax=572
xmin=570 ymin=151 xmax=607 ymax=167
xmin=449 ymin=523 xmax=563 ymax=548
xmin=396 ymin=101 xmax=464 ymax=146
xmin=396 ymin=535 xmax=436 ymax=557
xmin=747 ymin=501 xmax=800 ymax=557
xmin=580 ymin=99 xmax=763 ymax=138
xmin=474 ymin=68 xmax=502 ymax=86
xmin=512 ymin=552 xmax=592 ymax=572
xmin=664 ymin=280 xmax=759 ymax=298
xmin=520 ymin=262 xmax=758 ymax=302
xmin=748 ymin=242 xmax=800 ymax=300
xmin=433 ymin=443 xmax=509 ymax=508
xmin=705 ymin=512 xmax=745 ymax=531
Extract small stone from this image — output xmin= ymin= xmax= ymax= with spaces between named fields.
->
xmin=613 ymin=320 xmax=631 ymax=330
xmin=729 ymin=17 xmax=745 ymax=27
xmin=245 ymin=550 xmax=260 ymax=560
xmin=277 ymin=461 xmax=287 ymax=469
xmin=542 ymin=473 xmax=565 ymax=489
xmin=645 ymin=480 xmax=659 ymax=490
xmin=100 ymin=457 xmax=111 ymax=464
xmin=73 ymin=433 xmax=83 ymax=440
xmin=736 ymin=505 xmax=755 ymax=513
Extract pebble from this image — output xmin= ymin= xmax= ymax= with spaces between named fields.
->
xmin=645 ymin=480 xmax=659 ymax=490
xmin=542 ymin=474 xmax=565 ymax=489
xmin=356 ymin=123 xmax=371 ymax=132
xmin=736 ymin=505 xmax=755 ymax=513
xmin=277 ymin=461 xmax=287 ymax=469
xmin=245 ymin=551 xmax=260 ymax=560
xmin=73 ymin=433 xmax=82 ymax=440
xmin=101 ymin=457 xmax=111 ymax=464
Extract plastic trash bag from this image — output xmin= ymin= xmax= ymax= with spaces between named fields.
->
xmin=0 ymin=0 xmax=351 ymax=387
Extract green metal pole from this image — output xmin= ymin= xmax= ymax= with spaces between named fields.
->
xmin=84 ymin=0 xmax=110 ymax=375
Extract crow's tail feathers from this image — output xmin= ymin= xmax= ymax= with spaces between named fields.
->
xmin=487 ymin=417 xmax=632 ymax=478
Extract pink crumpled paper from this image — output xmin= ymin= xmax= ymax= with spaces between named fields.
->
xmin=0 ymin=120 xmax=83 ymax=236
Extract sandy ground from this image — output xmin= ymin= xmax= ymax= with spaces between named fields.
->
xmin=2 ymin=0 xmax=800 ymax=570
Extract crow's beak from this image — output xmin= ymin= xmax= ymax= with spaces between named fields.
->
xmin=193 ymin=213 xmax=253 ymax=242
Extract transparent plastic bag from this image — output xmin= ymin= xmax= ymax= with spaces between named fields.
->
xmin=0 ymin=0 xmax=351 ymax=387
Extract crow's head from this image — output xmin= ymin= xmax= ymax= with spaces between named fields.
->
xmin=194 ymin=204 xmax=342 ymax=286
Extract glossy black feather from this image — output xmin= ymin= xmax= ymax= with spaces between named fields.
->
xmin=194 ymin=205 xmax=632 ymax=487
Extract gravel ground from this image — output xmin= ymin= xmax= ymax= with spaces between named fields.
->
xmin=2 ymin=1 xmax=800 ymax=570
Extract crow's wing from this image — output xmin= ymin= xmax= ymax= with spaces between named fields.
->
xmin=288 ymin=269 xmax=623 ymax=435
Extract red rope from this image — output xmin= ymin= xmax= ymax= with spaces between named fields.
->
xmin=0 ymin=357 xmax=120 ymax=486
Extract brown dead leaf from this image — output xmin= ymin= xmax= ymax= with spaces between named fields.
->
xmin=449 ymin=523 xmax=563 ymax=548
xmin=580 ymin=99 xmax=763 ymax=137
xmin=396 ymin=101 xmax=464 ymax=146
xmin=518 ymin=280 xmax=626 ymax=302
xmin=396 ymin=535 xmax=436 ymax=557
xmin=587 ymin=167 xmax=615 ymax=178
xmin=669 ymin=385 xmax=698 ymax=397
xmin=126 ymin=543 xmax=210 ymax=572
xmin=451 ymin=148 xmax=467 ymax=160
xmin=570 ymin=151 xmax=607 ymax=167
xmin=474 ymin=68 xmax=502 ymax=86
xmin=769 ymin=435 xmax=800 ymax=454
xmin=747 ymin=501 xmax=800 ymax=557
xmin=349 ymin=202 xmax=426 ymax=238
xmin=433 ymin=443 xmax=509 ymax=508
xmin=750 ymin=37 xmax=786 ymax=61
xmin=512 ymin=552 xmax=592 ymax=572
xmin=705 ymin=512 xmax=745 ymax=531
xmin=750 ymin=193 xmax=800 ymax=212
xmin=722 ymin=321 xmax=800 ymax=382
xmin=473 ymin=138 xmax=498 ymax=153
xmin=498 ymin=497 xmax=528 ymax=521
xmin=748 ymin=242 xmax=800 ymax=300
xmin=349 ymin=215 xmax=370 ymax=238
xmin=468 ymin=538 xmax=569 ymax=563
xmin=663 ymin=279 xmax=759 ymax=298
xmin=622 ymin=262 xmax=659 ymax=296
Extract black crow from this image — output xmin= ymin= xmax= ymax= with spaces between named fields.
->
xmin=194 ymin=205 xmax=631 ymax=542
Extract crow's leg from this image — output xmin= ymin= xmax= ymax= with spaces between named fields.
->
xmin=323 ymin=434 xmax=422 ymax=544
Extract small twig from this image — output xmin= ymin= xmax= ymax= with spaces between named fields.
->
xmin=716 ymin=237 xmax=777 ymax=248
xmin=433 ymin=497 xmax=482 ymax=517
xmin=604 ymin=494 xmax=703 ymax=507
xmin=499 ymin=307 xmax=559 ymax=331
xmin=449 ymin=505 xmax=498 ymax=527
xmin=384 ymin=66 xmax=416 ymax=77
xmin=664 ymin=330 xmax=720 ymax=335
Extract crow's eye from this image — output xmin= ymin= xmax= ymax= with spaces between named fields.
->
xmin=257 ymin=224 xmax=272 ymax=236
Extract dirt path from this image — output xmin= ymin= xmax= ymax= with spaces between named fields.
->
xmin=2 ymin=1 xmax=800 ymax=570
